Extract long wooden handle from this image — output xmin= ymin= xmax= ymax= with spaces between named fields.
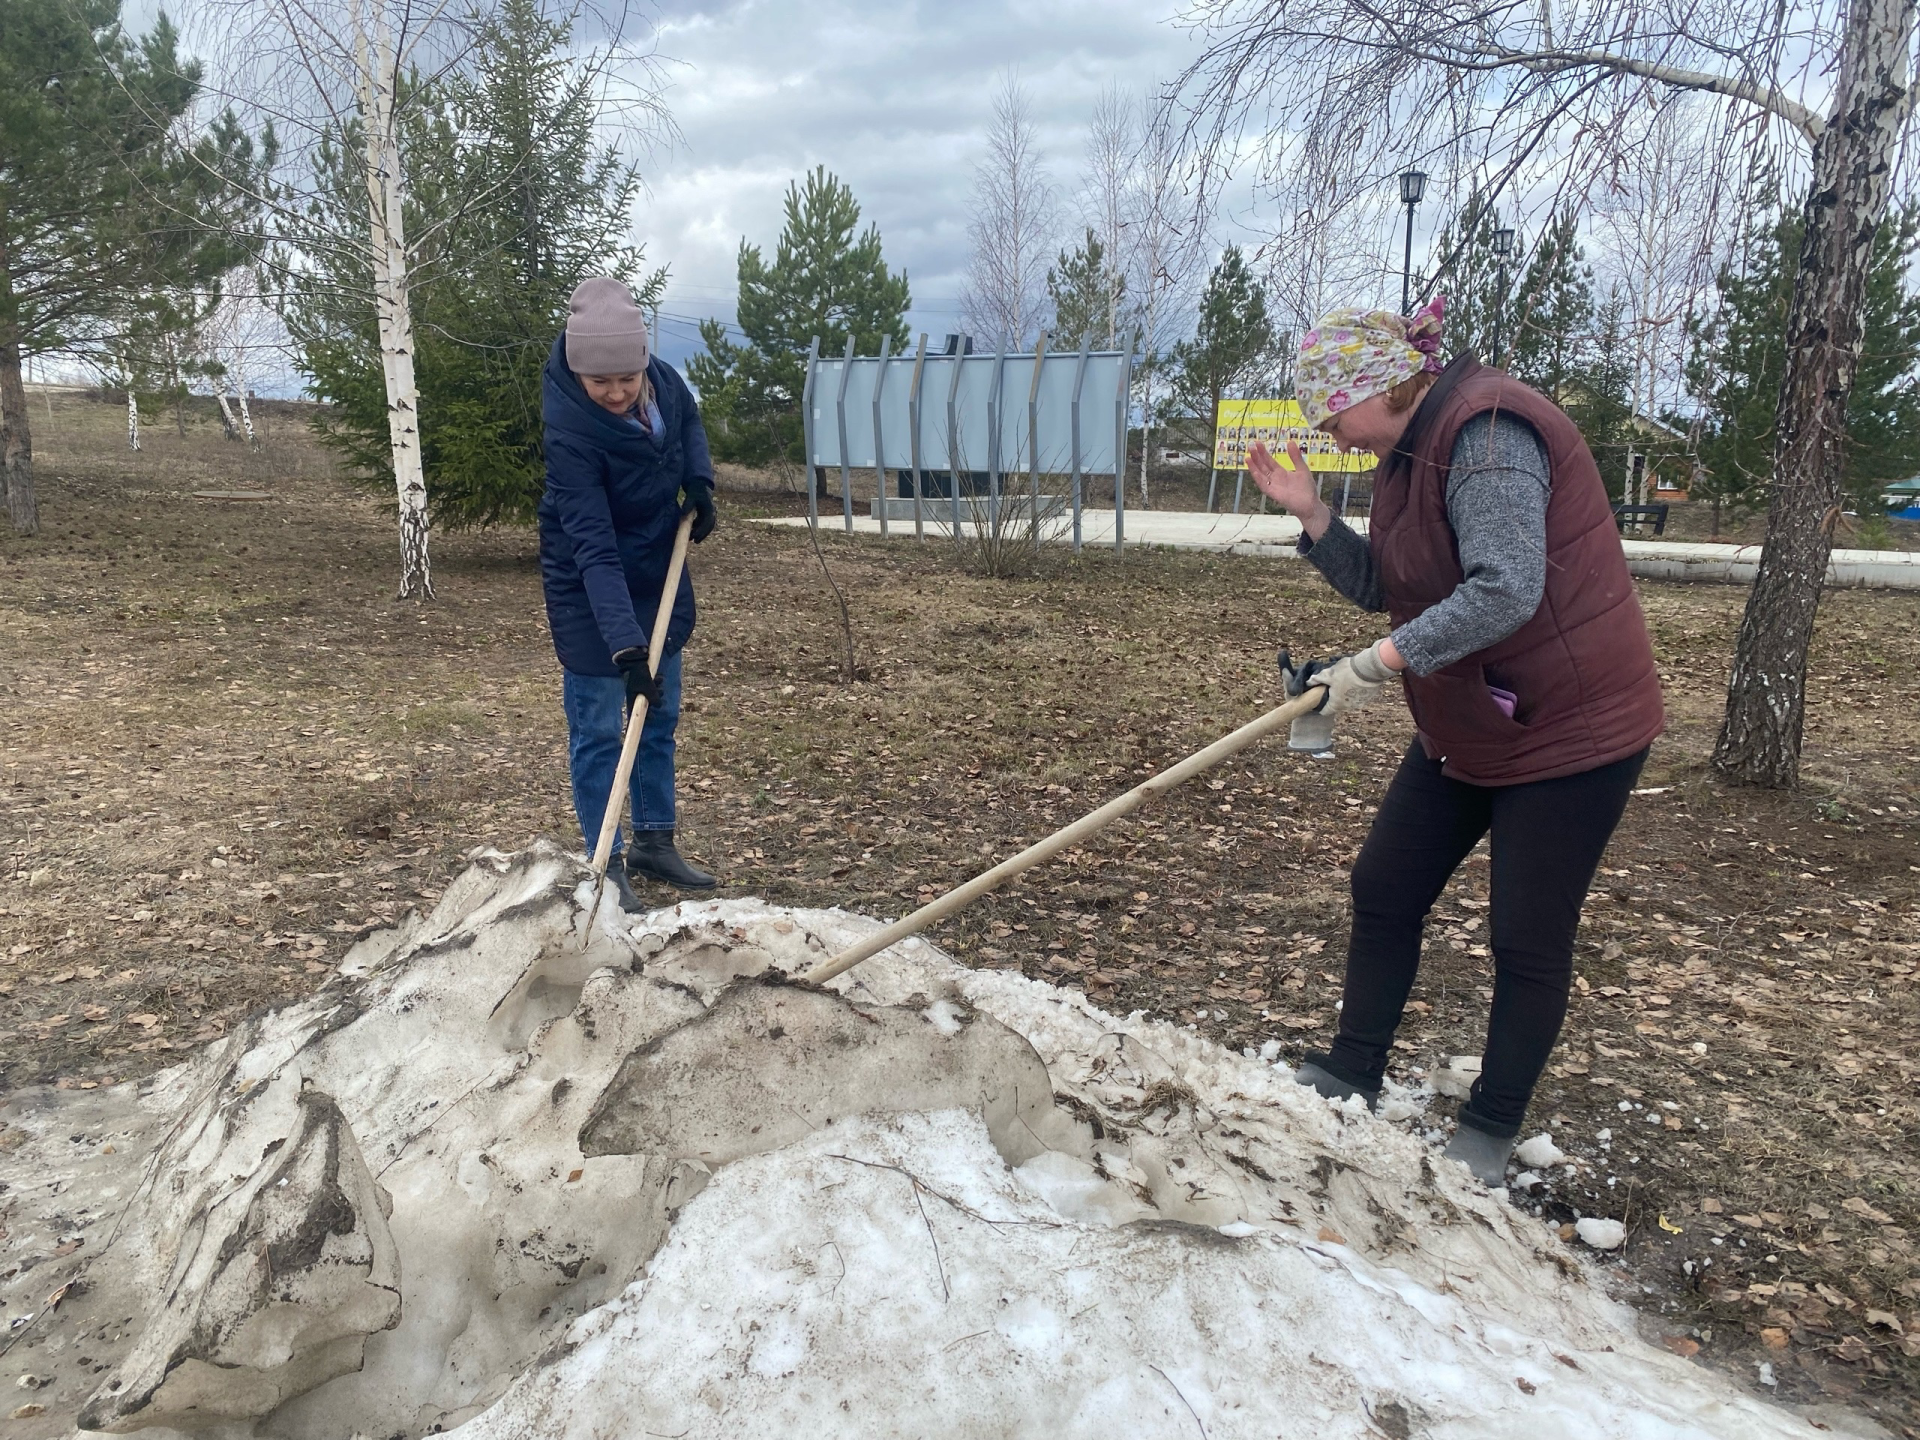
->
xmin=801 ymin=684 xmax=1329 ymax=985
xmin=590 ymin=512 xmax=696 ymax=880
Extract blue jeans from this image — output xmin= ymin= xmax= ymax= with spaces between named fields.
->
xmin=562 ymin=651 xmax=681 ymax=857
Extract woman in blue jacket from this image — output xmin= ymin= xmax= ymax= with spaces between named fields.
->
xmin=540 ymin=277 xmax=718 ymax=909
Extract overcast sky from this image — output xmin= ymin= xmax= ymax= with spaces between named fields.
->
xmin=636 ymin=0 xmax=1219 ymax=369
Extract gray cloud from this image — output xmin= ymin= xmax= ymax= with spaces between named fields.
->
xmin=635 ymin=0 xmax=1204 ymax=367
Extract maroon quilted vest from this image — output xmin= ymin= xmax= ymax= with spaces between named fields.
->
xmin=1369 ymin=357 xmax=1664 ymax=785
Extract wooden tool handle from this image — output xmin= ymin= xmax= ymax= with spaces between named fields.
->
xmin=589 ymin=512 xmax=696 ymax=880
xmin=801 ymin=685 xmax=1329 ymax=985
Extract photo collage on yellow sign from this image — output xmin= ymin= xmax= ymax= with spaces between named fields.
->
xmin=1213 ymin=399 xmax=1378 ymax=473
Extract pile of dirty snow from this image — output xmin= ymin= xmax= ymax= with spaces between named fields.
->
xmin=0 ymin=844 xmax=1850 ymax=1438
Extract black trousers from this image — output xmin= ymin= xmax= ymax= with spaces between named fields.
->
xmin=1323 ymin=740 xmax=1647 ymax=1137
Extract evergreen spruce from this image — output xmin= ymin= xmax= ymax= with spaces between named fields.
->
xmin=1686 ymin=200 xmax=1920 ymax=524
xmin=1428 ymin=189 xmax=1513 ymax=364
xmin=1506 ymin=212 xmax=1595 ymax=403
xmin=289 ymin=0 xmax=660 ymax=527
xmin=1046 ymin=229 xmax=1128 ymax=350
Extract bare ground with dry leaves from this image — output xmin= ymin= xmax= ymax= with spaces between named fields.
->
xmin=4 ymin=390 xmax=1920 ymax=1432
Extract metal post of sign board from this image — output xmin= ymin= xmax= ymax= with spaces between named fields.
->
xmin=801 ymin=337 xmax=821 ymax=528
xmin=1026 ymin=332 xmax=1047 ymax=541
xmin=986 ymin=341 xmax=1006 ymax=530
xmin=1114 ymin=341 xmax=1131 ymax=555
xmin=1069 ymin=335 xmax=1090 ymax=554
xmin=1206 ymin=466 xmax=1219 ymax=513
xmin=870 ymin=333 xmax=891 ymax=538
xmin=1339 ymin=471 xmax=1353 ymax=517
xmin=908 ymin=334 xmax=928 ymax=541
xmin=834 ymin=335 xmax=855 ymax=533
xmin=945 ymin=344 xmax=965 ymax=539
xmin=1233 ymin=468 xmax=1245 ymax=514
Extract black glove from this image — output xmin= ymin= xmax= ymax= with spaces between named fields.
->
xmin=1277 ymin=648 xmax=1341 ymax=711
xmin=681 ymin=480 xmax=716 ymax=543
xmin=613 ymin=647 xmax=663 ymax=712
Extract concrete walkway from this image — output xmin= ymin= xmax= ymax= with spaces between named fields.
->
xmin=756 ymin=508 xmax=1920 ymax=589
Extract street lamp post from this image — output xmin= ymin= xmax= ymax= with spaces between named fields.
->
xmin=1490 ymin=226 xmax=1516 ymax=365
xmin=1399 ymin=169 xmax=1427 ymax=313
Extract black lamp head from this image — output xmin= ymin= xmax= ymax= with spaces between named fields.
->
xmin=1399 ymin=169 xmax=1428 ymax=206
xmin=1492 ymin=226 xmax=1516 ymax=257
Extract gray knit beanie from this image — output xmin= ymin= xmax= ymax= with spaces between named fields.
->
xmin=565 ymin=277 xmax=650 ymax=375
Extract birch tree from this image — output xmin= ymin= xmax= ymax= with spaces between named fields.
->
xmin=961 ymin=72 xmax=1059 ymax=350
xmin=204 ymin=0 xmax=491 ymax=595
xmin=1080 ymin=84 xmax=1137 ymax=349
xmin=1172 ymin=0 xmax=1920 ymax=787
xmin=1128 ymin=116 xmax=1204 ymax=507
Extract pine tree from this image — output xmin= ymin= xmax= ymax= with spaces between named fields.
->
xmin=1046 ymin=229 xmax=1128 ymax=350
xmin=1429 ymin=189 xmax=1513 ymax=364
xmin=1686 ymin=201 xmax=1920 ymax=524
xmin=289 ymin=0 xmax=662 ymax=527
xmin=0 ymin=0 xmax=267 ymax=532
xmin=1166 ymin=246 xmax=1274 ymax=478
xmin=1568 ymin=288 xmax=1641 ymax=497
xmin=1506 ymin=212 xmax=1595 ymax=403
xmin=689 ymin=168 xmax=909 ymax=469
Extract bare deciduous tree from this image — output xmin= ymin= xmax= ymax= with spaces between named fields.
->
xmin=961 ymin=71 xmax=1060 ymax=350
xmin=1172 ymin=0 xmax=1920 ymax=786
xmin=1128 ymin=116 xmax=1204 ymax=507
xmin=1081 ymin=82 xmax=1137 ymax=349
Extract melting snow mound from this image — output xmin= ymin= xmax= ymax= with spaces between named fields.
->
xmin=0 ymin=844 xmax=1838 ymax=1438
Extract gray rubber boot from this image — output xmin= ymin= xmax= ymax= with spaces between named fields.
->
xmin=1293 ymin=1058 xmax=1380 ymax=1113
xmin=1443 ymin=1123 xmax=1516 ymax=1186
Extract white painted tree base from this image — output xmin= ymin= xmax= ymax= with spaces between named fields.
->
xmin=0 ymin=845 xmax=1861 ymax=1438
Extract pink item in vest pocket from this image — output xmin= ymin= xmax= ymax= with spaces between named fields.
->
xmin=1488 ymin=685 xmax=1518 ymax=718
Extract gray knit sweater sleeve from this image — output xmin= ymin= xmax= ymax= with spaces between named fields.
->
xmin=1296 ymin=514 xmax=1386 ymax=611
xmin=1389 ymin=413 xmax=1550 ymax=676
xmin=1293 ymin=413 xmax=1551 ymax=674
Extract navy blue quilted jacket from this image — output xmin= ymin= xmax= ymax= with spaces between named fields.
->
xmin=537 ymin=333 xmax=712 ymax=676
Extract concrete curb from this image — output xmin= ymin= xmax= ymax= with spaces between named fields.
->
xmin=752 ymin=511 xmax=1920 ymax=590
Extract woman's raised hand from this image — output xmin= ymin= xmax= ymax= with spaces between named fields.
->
xmin=1247 ymin=440 xmax=1331 ymax=537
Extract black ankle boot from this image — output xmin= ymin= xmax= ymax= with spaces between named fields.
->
xmin=605 ymin=862 xmax=646 ymax=914
xmin=626 ymin=829 xmax=716 ymax=890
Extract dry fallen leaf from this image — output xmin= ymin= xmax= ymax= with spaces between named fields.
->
xmin=1865 ymin=1309 xmax=1903 ymax=1333
xmin=126 ymin=1013 xmax=160 ymax=1028
xmin=1515 ymin=1377 xmax=1537 ymax=1394
xmin=1316 ymin=1225 xmax=1346 ymax=1245
xmin=1843 ymin=1196 xmax=1894 ymax=1224
xmin=1700 ymin=1197 xmax=1724 ymax=1215
xmin=1759 ymin=1327 xmax=1791 ymax=1350
xmin=1660 ymin=1335 xmax=1701 ymax=1359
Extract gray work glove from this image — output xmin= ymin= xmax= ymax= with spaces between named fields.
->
xmin=1320 ymin=639 xmax=1396 ymax=716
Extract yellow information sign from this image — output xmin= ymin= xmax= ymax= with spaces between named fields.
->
xmin=1213 ymin=398 xmax=1376 ymax=473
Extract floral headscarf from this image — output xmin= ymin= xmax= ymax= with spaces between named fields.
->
xmin=1294 ymin=295 xmax=1446 ymax=430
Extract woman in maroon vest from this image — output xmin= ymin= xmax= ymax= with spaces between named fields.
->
xmin=1246 ymin=297 xmax=1664 ymax=1184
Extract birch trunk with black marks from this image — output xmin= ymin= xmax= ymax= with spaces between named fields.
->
xmin=1712 ymin=0 xmax=1918 ymax=786
xmin=355 ymin=10 xmax=433 ymax=598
